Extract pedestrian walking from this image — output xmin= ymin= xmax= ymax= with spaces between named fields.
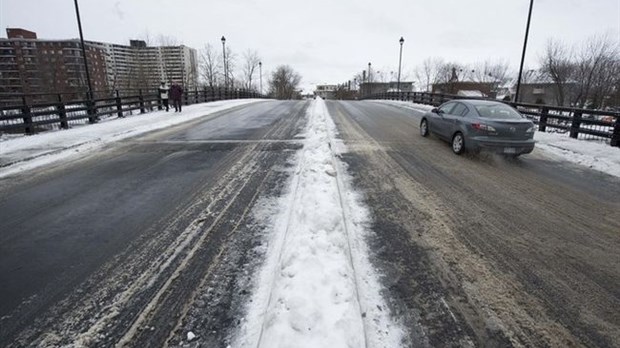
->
xmin=170 ymin=82 xmax=184 ymax=112
xmin=158 ymin=82 xmax=169 ymax=111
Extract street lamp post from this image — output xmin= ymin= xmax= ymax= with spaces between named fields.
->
xmin=367 ymin=62 xmax=372 ymax=97
xmin=259 ymin=61 xmax=262 ymax=95
xmin=74 ymin=0 xmax=96 ymax=123
xmin=515 ymin=0 xmax=535 ymax=103
xmin=221 ymin=36 xmax=227 ymax=89
xmin=73 ymin=0 xmax=93 ymax=100
xmin=397 ymin=37 xmax=404 ymax=92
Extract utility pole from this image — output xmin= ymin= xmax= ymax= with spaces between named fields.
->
xmin=397 ymin=37 xmax=404 ymax=91
xmin=515 ymin=0 xmax=535 ymax=103
xmin=73 ymin=0 xmax=93 ymax=100
xmin=259 ymin=61 xmax=262 ymax=95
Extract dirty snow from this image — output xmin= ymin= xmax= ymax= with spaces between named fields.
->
xmin=371 ymin=99 xmax=620 ymax=178
xmin=233 ymin=98 xmax=404 ymax=347
xmin=0 ymin=99 xmax=265 ymax=178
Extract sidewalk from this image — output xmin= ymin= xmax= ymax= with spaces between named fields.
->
xmin=0 ymin=99 xmax=266 ymax=178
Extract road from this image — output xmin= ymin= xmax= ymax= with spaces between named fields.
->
xmin=326 ymin=100 xmax=620 ymax=347
xmin=0 ymin=99 xmax=618 ymax=347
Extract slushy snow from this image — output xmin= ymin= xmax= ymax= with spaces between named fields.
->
xmin=233 ymin=98 xmax=404 ymax=347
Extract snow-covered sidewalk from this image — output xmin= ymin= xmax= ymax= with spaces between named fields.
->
xmin=0 ymin=99 xmax=265 ymax=178
xmin=370 ymin=100 xmax=620 ymax=178
xmin=233 ymin=98 xmax=403 ymax=347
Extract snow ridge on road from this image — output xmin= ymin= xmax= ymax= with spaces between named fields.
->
xmin=233 ymin=98 xmax=404 ymax=347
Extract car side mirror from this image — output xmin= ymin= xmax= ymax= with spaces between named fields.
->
xmin=431 ymin=108 xmax=440 ymax=114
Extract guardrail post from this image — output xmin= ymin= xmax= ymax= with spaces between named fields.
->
xmin=570 ymin=111 xmax=582 ymax=139
xmin=20 ymin=97 xmax=35 ymax=134
xmin=57 ymin=94 xmax=68 ymax=129
xmin=611 ymin=117 xmax=620 ymax=147
xmin=21 ymin=97 xmax=34 ymax=135
xmin=86 ymin=92 xmax=97 ymax=124
xmin=115 ymin=90 xmax=124 ymax=118
xmin=138 ymin=89 xmax=146 ymax=114
xmin=539 ymin=107 xmax=548 ymax=132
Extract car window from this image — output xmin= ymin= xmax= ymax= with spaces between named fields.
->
xmin=451 ymin=103 xmax=468 ymax=117
xmin=474 ymin=104 xmax=523 ymax=119
xmin=438 ymin=102 xmax=456 ymax=114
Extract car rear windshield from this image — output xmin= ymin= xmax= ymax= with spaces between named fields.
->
xmin=474 ymin=104 xmax=523 ymax=119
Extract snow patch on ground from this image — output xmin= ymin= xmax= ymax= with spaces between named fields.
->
xmin=368 ymin=99 xmax=434 ymax=113
xmin=233 ymin=98 xmax=404 ymax=347
xmin=0 ymin=99 xmax=265 ymax=178
xmin=534 ymin=131 xmax=620 ymax=178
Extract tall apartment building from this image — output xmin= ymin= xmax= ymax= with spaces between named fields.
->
xmin=0 ymin=28 xmax=108 ymax=97
xmin=87 ymin=39 xmax=198 ymax=92
xmin=0 ymin=28 xmax=198 ymax=99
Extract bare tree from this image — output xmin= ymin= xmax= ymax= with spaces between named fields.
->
xmin=471 ymin=59 xmax=511 ymax=85
xmin=540 ymin=39 xmax=574 ymax=106
xmin=572 ymin=33 xmax=619 ymax=108
xmin=241 ymin=50 xmax=261 ymax=91
xmin=268 ymin=65 xmax=302 ymax=99
xmin=199 ymin=43 xmax=222 ymax=88
xmin=220 ymin=47 xmax=236 ymax=88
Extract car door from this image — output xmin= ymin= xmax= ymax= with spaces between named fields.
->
xmin=433 ymin=102 xmax=456 ymax=139
xmin=445 ymin=102 xmax=469 ymax=136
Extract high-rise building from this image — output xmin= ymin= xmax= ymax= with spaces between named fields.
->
xmin=0 ymin=28 xmax=108 ymax=98
xmin=87 ymin=39 xmax=198 ymax=92
xmin=0 ymin=28 xmax=198 ymax=100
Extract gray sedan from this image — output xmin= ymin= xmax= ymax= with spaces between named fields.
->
xmin=420 ymin=100 xmax=536 ymax=156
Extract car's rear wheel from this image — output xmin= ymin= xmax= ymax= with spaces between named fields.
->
xmin=420 ymin=119 xmax=429 ymax=137
xmin=452 ymin=132 xmax=465 ymax=155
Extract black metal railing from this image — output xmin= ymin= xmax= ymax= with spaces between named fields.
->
xmin=363 ymin=91 xmax=620 ymax=147
xmin=0 ymin=87 xmax=267 ymax=135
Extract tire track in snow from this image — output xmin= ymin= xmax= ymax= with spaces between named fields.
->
xmin=236 ymin=98 xmax=403 ymax=348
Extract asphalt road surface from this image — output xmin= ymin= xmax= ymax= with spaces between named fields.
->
xmin=326 ymin=100 xmax=620 ymax=347
xmin=0 ymin=99 xmax=618 ymax=347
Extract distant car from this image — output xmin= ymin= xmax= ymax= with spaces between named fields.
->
xmin=419 ymin=100 xmax=536 ymax=157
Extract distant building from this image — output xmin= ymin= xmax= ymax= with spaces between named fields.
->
xmin=0 ymin=28 xmax=198 ymax=102
xmin=0 ymin=28 xmax=108 ymax=98
xmin=87 ymin=39 xmax=198 ymax=91
xmin=314 ymin=84 xmax=337 ymax=99
xmin=432 ymin=82 xmax=494 ymax=98
xmin=515 ymin=82 xmax=578 ymax=106
xmin=359 ymin=81 xmax=414 ymax=97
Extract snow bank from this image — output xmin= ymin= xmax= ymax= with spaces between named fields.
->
xmin=234 ymin=98 xmax=403 ymax=347
xmin=534 ymin=131 xmax=620 ymax=178
xmin=0 ymin=99 xmax=264 ymax=178
xmin=368 ymin=99 xmax=434 ymax=113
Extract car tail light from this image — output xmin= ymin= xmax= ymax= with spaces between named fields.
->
xmin=471 ymin=123 xmax=497 ymax=132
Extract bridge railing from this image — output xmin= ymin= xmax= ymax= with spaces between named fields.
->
xmin=363 ymin=91 xmax=620 ymax=147
xmin=0 ymin=87 xmax=267 ymax=135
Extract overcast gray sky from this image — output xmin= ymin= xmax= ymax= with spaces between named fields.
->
xmin=1 ymin=0 xmax=619 ymax=92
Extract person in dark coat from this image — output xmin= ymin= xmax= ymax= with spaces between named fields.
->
xmin=158 ymin=82 xmax=169 ymax=111
xmin=169 ymin=82 xmax=183 ymax=112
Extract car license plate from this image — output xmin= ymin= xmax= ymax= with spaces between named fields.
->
xmin=504 ymin=147 xmax=517 ymax=154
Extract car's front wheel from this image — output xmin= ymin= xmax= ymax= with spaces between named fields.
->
xmin=420 ymin=119 xmax=429 ymax=137
xmin=452 ymin=132 xmax=465 ymax=155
